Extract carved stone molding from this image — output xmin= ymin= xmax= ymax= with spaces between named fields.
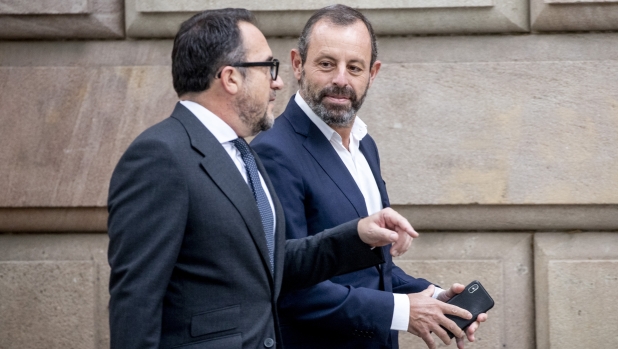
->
xmin=125 ymin=0 xmax=528 ymax=37
xmin=0 ymin=0 xmax=124 ymax=39
xmin=531 ymin=0 xmax=618 ymax=31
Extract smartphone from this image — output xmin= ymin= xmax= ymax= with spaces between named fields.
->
xmin=442 ymin=280 xmax=494 ymax=338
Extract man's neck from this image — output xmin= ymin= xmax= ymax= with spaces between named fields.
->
xmin=331 ymin=124 xmax=353 ymax=151
xmin=181 ymin=91 xmax=248 ymax=138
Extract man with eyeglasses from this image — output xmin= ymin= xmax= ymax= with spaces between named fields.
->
xmin=106 ymin=8 xmax=429 ymax=349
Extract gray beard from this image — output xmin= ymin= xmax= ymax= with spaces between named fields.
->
xmin=235 ymin=87 xmax=273 ymax=136
xmin=300 ymin=71 xmax=369 ymax=128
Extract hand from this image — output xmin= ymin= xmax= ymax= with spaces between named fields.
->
xmin=357 ymin=207 xmax=419 ymax=256
xmin=407 ymin=285 xmax=473 ymax=349
xmin=437 ymin=283 xmax=488 ymax=349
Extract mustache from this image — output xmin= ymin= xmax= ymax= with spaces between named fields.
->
xmin=318 ymin=85 xmax=357 ymax=102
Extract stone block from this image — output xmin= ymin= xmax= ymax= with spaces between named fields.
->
xmin=548 ymin=261 xmax=618 ymax=348
xmin=362 ymin=43 xmax=618 ymax=205
xmin=531 ymin=0 xmax=618 ymax=32
xmin=2 ymin=34 xmax=618 ymax=210
xmin=534 ymin=233 xmax=618 ymax=349
xmin=0 ymin=261 xmax=96 ymax=348
xmin=0 ymin=41 xmax=296 ymax=208
xmin=395 ymin=233 xmax=534 ymax=349
xmin=125 ymin=0 xmax=528 ymax=38
xmin=0 ymin=0 xmax=88 ymax=14
xmin=0 ymin=0 xmax=123 ymax=39
xmin=0 ymin=234 xmax=109 ymax=349
xmin=0 ymin=66 xmax=175 ymax=207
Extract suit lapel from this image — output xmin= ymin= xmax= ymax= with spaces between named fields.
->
xmin=283 ymin=99 xmax=368 ymax=217
xmin=359 ymin=139 xmax=390 ymax=208
xmin=170 ymin=103 xmax=273 ymax=281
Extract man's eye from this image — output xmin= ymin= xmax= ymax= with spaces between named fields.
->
xmin=319 ymin=62 xmax=333 ymax=68
xmin=349 ymin=66 xmax=362 ymax=73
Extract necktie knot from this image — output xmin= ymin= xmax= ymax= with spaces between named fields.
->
xmin=231 ymin=138 xmax=251 ymax=157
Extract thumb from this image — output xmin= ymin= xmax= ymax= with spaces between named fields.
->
xmin=371 ymin=226 xmax=399 ymax=247
xmin=421 ymin=284 xmax=435 ymax=297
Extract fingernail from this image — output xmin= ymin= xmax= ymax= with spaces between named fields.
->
xmin=390 ymin=233 xmax=398 ymax=240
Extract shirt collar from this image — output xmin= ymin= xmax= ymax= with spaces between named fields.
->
xmin=294 ymin=91 xmax=368 ymax=144
xmin=179 ymin=100 xmax=238 ymax=144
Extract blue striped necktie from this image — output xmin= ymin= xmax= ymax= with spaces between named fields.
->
xmin=231 ymin=138 xmax=275 ymax=273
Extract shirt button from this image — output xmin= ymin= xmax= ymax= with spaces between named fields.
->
xmin=264 ymin=338 xmax=275 ymax=347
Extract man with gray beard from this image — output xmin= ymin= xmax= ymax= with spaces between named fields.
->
xmin=252 ymin=5 xmax=487 ymax=349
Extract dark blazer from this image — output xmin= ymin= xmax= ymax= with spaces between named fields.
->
xmin=107 ymin=102 xmax=385 ymax=349
xmin=252 ymin=97 xmax=433 ymax=349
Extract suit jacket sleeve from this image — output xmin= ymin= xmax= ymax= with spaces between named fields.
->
xmin=107 ymin=134 xmax=188 ymax=349
xmin=254 ymin=142 xmax=397 ymax=344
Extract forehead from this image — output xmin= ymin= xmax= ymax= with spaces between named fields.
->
xmin=307 ymin=19 xmax=372 ymax=61
xmin=238 ymin=21 xmax=272 ymax=60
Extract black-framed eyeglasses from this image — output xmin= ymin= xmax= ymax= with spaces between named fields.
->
xmin=217 ymin=59 xmax=279 ymax=80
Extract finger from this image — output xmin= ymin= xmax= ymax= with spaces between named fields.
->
xmin=371 ymin=225 xmax=399 ymax=246
xmin=439 ymin=283 xmax=464 ymax=302
xmin=456 ymin=336 xmax=465 ymax=349
xmin=389 ymin=229 xmax=411 ymax=256
xmin=420 ymin=332 xmax=437 ymax=349
xmin=476 ymin=313 xmax=488 ymax=322
xmin=383 ymin=208 xmax=419 ymax=238
xmin=442 ymin=303 xmax=473 ymax=320
xmin=465 ymin=321 xmax=479 ymax=342
xmin=440 ymin=316 xmax=466 ymax=340
xmin=432 ymin=324 xmax=452 ymax=346
xmin=420 ymin=284 xmax=436 ymax=297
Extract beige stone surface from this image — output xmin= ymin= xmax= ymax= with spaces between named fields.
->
xmin=375 ymin=33 xmax=618 ymax=64
xmin=531 ymin=0 xmax=618 ymax=31
xmin=2 ymin=34 xmax=618 ymax=208
xmin=0 ymin=234 xmax=110 ymax=348
xmin=548 ymin=261 xmax=618 ymax=348
xmin=125 ymin=0 xmax=528 ymax=37
xmin=0 ymin=41 xmax=296 ymax=208
xmin=395 ymin=233 xmax=534 ymax=349
xmin=0 ymin=0 xmax=88 ymax=14
xmin=365 ymin=60 xmax=618 ymax=205
xmin=534 ymin=233 xmax=618 ymax=349
xmin=392 ymin=204 xmax=618 ymax=231
xmin=0 ymin=0 xmax=123 ymax=39
xmin=0 ymin=261 xmax=96 ymax=348
xmin=0 ymin=66 xmax=175 ymax=207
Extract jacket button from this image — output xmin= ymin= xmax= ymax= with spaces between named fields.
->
xmin=264 ymin=338 xmax=275 ymax=347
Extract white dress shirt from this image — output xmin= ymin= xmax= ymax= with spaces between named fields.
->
xmin=295 ymin=92 xmax=443 ymax=332
xmin=180 ymin=100 xmax=276 ymax=236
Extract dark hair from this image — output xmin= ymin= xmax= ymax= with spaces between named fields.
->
xmin=172 ymin=8 xmax=256 ymax=96
xmin=298 ymin=5 xmax=378 ymax=68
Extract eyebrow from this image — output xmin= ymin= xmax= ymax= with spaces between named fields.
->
xmin=314 ymin=54 xmax=367 ymax=67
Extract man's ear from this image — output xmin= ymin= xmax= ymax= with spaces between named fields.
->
xmin=218 ymin=66 xmax=242 ymax=95
xmin=291 ymin=49 xmax=303 ymax=81
xmin=368 ymin=60 xmax=381 ymax=88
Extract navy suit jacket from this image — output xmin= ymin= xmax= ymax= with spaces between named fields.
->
xmin=107 ymin=102 xmax=385 ymax=349
xmin=252 ymin=97 xmax=433 ymax=349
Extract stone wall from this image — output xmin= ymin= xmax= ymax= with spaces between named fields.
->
xmin=1 ymin=1 xmax=617 ymax=348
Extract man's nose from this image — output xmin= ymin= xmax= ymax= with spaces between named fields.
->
xmin=271 ymin=75 xmax=283 ymax=90
xmin=332 ymin=65 xmax=349 ymax=87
